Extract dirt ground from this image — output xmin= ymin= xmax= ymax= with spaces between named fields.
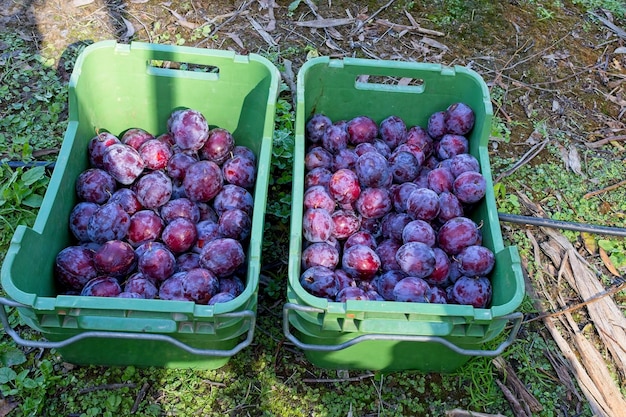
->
xmin=1 ymin=0 xmax=626 ymax=415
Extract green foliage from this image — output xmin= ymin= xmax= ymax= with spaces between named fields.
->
xmin=0 ymin=33 xmax=67 ymax=163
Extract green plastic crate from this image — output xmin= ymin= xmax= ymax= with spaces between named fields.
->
xmin=0 ymin=40 xmax=280 ymax=369
xmin=284 ymin=57 xmax=525 ymax=372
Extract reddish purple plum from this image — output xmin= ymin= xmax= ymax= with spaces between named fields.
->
xmin=88 ymin=132 xmax=121 ymax=169
xmin=406 ymin=188 xmax=440 ymax=221
xmin=302 ymin=208 xmax=333 ymax=243
xmin=200 ymin=128 xmax=235 ymax=165
xmin=393 ymin=277 xmax=429 ymax=302
xmin=395 ymin=242 xmax=436 ymax=278
xmin=138 ymin=139 xmax=173 ymax=171
xmin=134 ymin=170 xmax=172 ymax=209
xmin=330 ymin=210 xmax=361 ymax=240
xmin=183 ymin=160 xmax=223 ymax=203
xmin=456 ymin=245 xmax=495 ymax=277
xmin=168 ymin=108 xmax=210 ymax=151
xmin=437 ymin=217 xmax=481 ymax=255
xmin=102 ymin=143 xmax=145 ymax=185
xmin=69 ymin=202 xmax=99 ymax=242
xmin=306 ymin=114 xmax=333 ymax=144
xmin=162 ymin=217 xmax=198 ymax=253
xmin=301 ymin=241 xmax=340 ymax=270
xmin=445 ymin=102 xmax=475 ymax=135
xmin=450 ymin=276 xmax=492 ymax=308
xmin=218 ymin=208 xmax=251 ymax=241
xmin=55 ymin=246 xmax=98 ymax=290
xmin=199 ymin=238 xmax=245 ymax=277
xmin=87 ymin=202 xmax=131 ymax=244
xmin=379 ymin=115 xmax=407 ymax=149
xmin=342 ymin=244 xmax=381 ymax=281
xmin=355 ymin=187 xmax=392 ymax=219
xmin=121 ymin=128 xmax=154 ymax=151
xmin=166 ymin=152 xmax=197 ymax=181
xmin=127 ymin=210 xmax=164 ymax=247
xmin=75 ymin=168 xmax=116 ymax=204
xmin=222 ymin=154 xmax=256 ymax=189
xmin=453 ymin=171 xmax=486 ymax=204
xmin=93 ymin=240 xmax=136 ymax=277
xmin=347 ymin=116 xmax=378 ymax=145
xmin=160 ymin=197 xmax=201 ymax=224
xmin=299 ymin=266 xmax=338 ymax=299
xmin=80 ymin=276 xmax=121 ymax=297
xmin=402 ymin=219 xmax=436 ymax=247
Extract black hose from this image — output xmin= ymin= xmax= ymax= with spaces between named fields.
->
xmin=498 ymin=213 xmax=626 ymax=238
xmin=2 ymin=161 xmax=56 ymax=170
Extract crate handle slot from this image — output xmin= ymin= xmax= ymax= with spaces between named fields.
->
xmin=283 ymin=302 xmax=523 ymax=357
xmin=354 ymin=74 xmax=425 ymax=93
xmin=147 ymin=59 xmax=220 ymax=80
xmin=0 ymin=297 xmax=255 ymax=357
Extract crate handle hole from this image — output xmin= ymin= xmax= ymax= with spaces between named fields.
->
xmin=355 ymin=75 xmax=425 ymax=93
xmin=147 ymin=60 xmax=220 ymax=79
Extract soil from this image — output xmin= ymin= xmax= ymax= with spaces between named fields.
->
xmin=1 ymin=0 xmax=625 ymax=415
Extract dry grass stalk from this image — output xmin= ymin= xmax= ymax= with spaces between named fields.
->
xmin=492 ymin=357 xmax=543 ymax=414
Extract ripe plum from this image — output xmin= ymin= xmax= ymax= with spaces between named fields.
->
xmin=445 ymin=102 xmax=475 ymax=135
xmin=453 ymin=171 xmax=486 ymax=204
xmin=139 ymin=139 xmax=173 ymax=171
xmin=93 ymin=240 xmax=136 ymax=277
xmin=199 ymin=237 xmax=245 ymax=277
xmin=341 ymin=244 xmax=381 ymax=281
xmin=437 ymin=217 xmax=481 ymax=255
xmin=406 ymin=188 xmax=440 ymax=221
xmin=355 ymin=151 xmax=391 ymax=188
xmin=102 ymin=143 xmax=145 ymax=185
xmin=69 ymin=202 xmax=99 ymax=242
xmin=121 ymin=128 xmax=154 ymax=150
xmin=300 ymin=266 xmax=338 ymax=299
xmin=301 ymin=241 xmax=340 ymax=270
xmin=127 ymin=210 xmax=164 ymax=247
xmin=306 ymin=114 xmax=332 ymax=143
xmin=456 ymin=245 xmax=495 ymax=277
xmin=75 ymin=168 xmax=116 ymax=204
xmin=168 ymin=108 xmax=210 ymax=151
xmin=330 ymin=210 xmax=361 ymax=240
xmin=88 ymin=132 xmax=121 ymax=169
xmin=393 ymin=277 xmax=429 ymax=302
xmin=55 ymin=246 xmax=98 ymax=290
xmin=355 ymin=187 xmax=392 ymax=219
xmin=134 ymin=170 xmax=173 ymax=209
xmin=87 ymin=202 xmax=131 ymax=244
xmin=379 ymin=115 xmax=407 ymax=149
xmin=200 ymin=128 xmax=235 ymax=165
xmin=222 ymin=154 xmax=256 ymax=189
xmin=450 ymin=276 xmax=492 ymax=308
xmin=303 ymin=208 xmax=334 ymax=242
xmin=183 ymin=160 xmax=223 ymax=202
xmin=347 ymin=116 xmax=378 ymax=145
xmin=395 ymin=242 xmax=436 ymax=278
xmin=162 ymin=217 xmax=198 ymax=253
xmin=80 ymin=276 xmax=121 ymax=297
xmin=218 ymin=208 xmax=251 ymax=241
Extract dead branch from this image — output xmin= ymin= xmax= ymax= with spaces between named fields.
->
xmin=590 ymin=11 xmax=626 ymax=40
xmin=585 ymin=134 xmax=626 ymax=148
xmin=494 ymin=136 xmax=548 ymax=183
xmin=495 ymin=378 xmax=530 ymax=417
xmin=522 ymin=281 xmax=626 ymax=324
xmin=374 ymin=19 xmax=445 ymax=37
xmin=131 ymin=382 xmax=150 ymax=414
xmin=350 ymin=0 xmax=396 ymax=35
xmin=492 ymin=357 xmax=543 ymax=414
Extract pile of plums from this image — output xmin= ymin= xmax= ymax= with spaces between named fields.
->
xmin=55 ymin=108 xmax=256 ymax=304
xmin=300 ymin=103 xmax=494 ymax=308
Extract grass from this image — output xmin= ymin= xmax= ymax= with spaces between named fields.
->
xmin=2 ymin=1 xmax=622 ymax=415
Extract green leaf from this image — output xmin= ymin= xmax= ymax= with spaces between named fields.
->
xmin=21 ymin=165 xmax=45 ymax=186
xmin=597 ymin=239 xmax=616 ymax=252
xmin=22 ymin=194 xmax=43 ymax=208
xmin=288 ymin=0 xmax=302 ymax=12
xmin=0 ymin=367 xmax=17 ymax=384
xmin=0 ymin=348 xmax=26 ymax=367
xmin=22 ymin=377 xmax=39 ymax=389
